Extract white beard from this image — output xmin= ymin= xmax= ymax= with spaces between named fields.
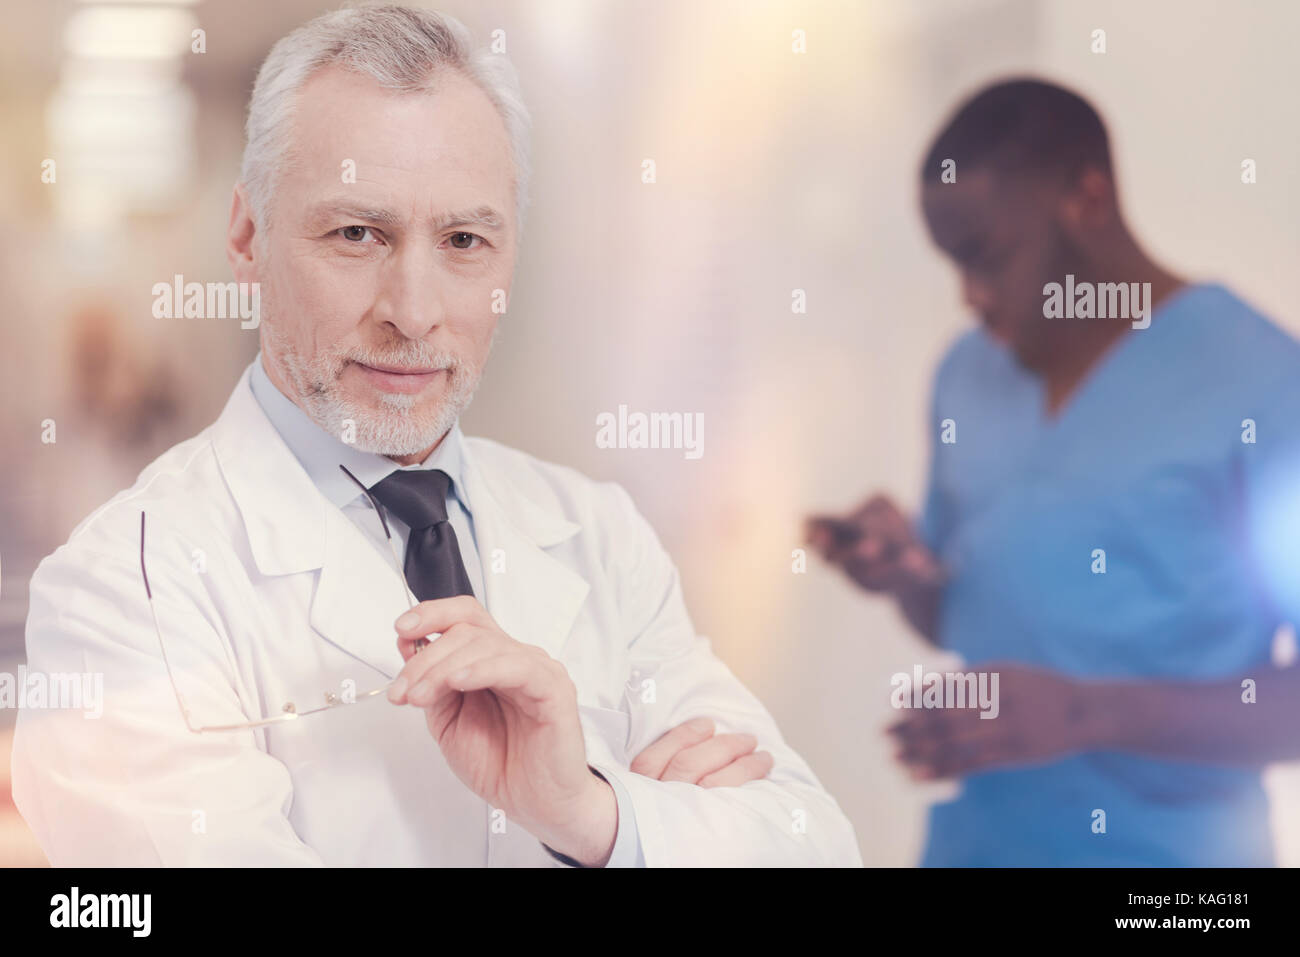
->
xmin=260 ymin=309 xmax=491 ymax=458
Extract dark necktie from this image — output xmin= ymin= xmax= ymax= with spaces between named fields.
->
xmin=367 ymin=469 xmax=475 ymax=601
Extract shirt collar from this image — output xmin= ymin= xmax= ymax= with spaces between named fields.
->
xmin=248 ymin=353 xmax=471 ymax=514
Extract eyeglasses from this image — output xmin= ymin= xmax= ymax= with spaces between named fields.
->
xmin=139 ymin=464 xmax=425 ymax=733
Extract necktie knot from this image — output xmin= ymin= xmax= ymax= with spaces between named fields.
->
xmin=368 ymin=468 xmax=452 ymax=531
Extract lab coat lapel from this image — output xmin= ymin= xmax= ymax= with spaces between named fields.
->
xmin=212 ymin=364 xmax=409 ymax=679
xmin=459 ymin=442 xmax=589 ymax=660
xmin=307 ymin=506 xmax=412 ymax=679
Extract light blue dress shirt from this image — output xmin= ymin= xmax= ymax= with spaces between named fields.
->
xmin=249 ymin=354 xmax=643 ymax=867
xmin=916 ymin=283 xmax=1300 ymax=865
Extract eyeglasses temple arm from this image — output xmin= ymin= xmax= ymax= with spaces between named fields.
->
xmin=139 ymin=511 xmax=152 ymax=600
xmin=141 ymin=510 xmax=208 ymax=734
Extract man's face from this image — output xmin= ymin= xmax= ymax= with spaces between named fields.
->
xmin=249 ymin=64 xmax=517 ymax=458
xmin=921 ymin=168 xmax=1076 ymax=372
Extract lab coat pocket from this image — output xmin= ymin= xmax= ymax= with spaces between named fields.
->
xmin=576 ymin=703 xmax=631 ymax=768
xmin=622 ymin=660 xmax=661 ymax=758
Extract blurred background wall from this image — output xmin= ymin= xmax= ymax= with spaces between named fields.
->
xmin=1 ymin=0 xmax=1296 ymax=865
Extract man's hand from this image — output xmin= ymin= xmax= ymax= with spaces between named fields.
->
xmin=807 ymin=493 xmax=947 ymax=643
xmin=631 ymin=716 xmax=774 ymax=787
xmin=806 ymin=494 xmax=943 ymax=595
xmin=388 ymin=596 xmax=616 ymax=867
xmin=885 ymin=663 xmax=1090 ymax=779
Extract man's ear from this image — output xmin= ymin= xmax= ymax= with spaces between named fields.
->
xmin=1056 ymin=166 xmax=1116 ymax=239
xmin=226 ymin=183 xmax=260 ymax=284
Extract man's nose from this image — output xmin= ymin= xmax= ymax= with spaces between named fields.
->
xmin=371 ymin=242 xmax=446 ymax=339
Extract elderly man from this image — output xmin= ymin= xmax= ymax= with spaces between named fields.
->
xmin=13 ymin=5 xmax=860 ymax=867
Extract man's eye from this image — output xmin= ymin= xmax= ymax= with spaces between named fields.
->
xmin=338 ymin=225 xmax=376 ymax=243
xmin=448 ymin=232 xmax=482 ymax=250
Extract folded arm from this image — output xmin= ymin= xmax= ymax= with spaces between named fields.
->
xmin=596 ymin=484 xmax=862 ymax=867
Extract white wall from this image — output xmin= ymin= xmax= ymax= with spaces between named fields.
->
xmin=467 ymin=0 xmax=1300 ymax=864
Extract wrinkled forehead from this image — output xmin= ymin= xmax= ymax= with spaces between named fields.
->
xmin=281 ymin=64 xmax=516 ymax=216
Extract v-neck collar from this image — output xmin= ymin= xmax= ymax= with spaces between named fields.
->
xmin=1033 ymin=280 xmax=1207 ymax=433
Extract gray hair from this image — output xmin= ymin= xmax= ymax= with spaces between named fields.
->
xmin=239 ymin=4 xmax=531 ymax=239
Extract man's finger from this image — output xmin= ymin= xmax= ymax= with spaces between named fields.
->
xmin=885 ymin=709 xmax=946 ymax=742
xmin=698 ymin=750 xmax=775 ymax=788
xmin=850 ymin=494 xmax=891 ymax=522
xmin=660 ymin=732 xmax=759 ymax=784
xmin=416 ymin=649 xmax=561 ymax=722
xmin=850 ymin=497 xmax=915 ymax=548
xmin=807 ymin=517 xmax=860 ymax=564
xmin=804 ymin=517 xmax=835 ymax=553
xmin=394 ymin=596 xmax=489 ymax=646
xmin=899 ymin=544 xmax=945 ymax=585
xmin=854 ymin=533 xmax=893 ymax=563
xmin=629 ymin=717 xmax=716 ymax=779
xmin=893 ymin=716 xmax=1006 ymax=773
xmin=890 ymin=709 xmax=994 ymax=753
xmin=388 ymin=624 xmax=476 ymax=703
xmin=904 ymin=736 xmax=1000 ymax=780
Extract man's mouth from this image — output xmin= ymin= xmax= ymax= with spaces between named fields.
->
xmin=352 ymin=361 xmax=448 ymax=395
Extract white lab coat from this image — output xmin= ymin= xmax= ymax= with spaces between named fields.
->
xmin=12 ymin=365 xmax=861 ymax=866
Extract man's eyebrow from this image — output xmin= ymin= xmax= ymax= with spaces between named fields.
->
xmin=307 ymin=203 xmax=404 ymax=229
xmin=432 ymin=205 xmax=505 ymax=233
xmin=306 ymin=202 xmax=506 ymax=233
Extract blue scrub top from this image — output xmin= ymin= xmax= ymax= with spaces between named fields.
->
xmin=918 ymin=282 xmax=1300 ymax=866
